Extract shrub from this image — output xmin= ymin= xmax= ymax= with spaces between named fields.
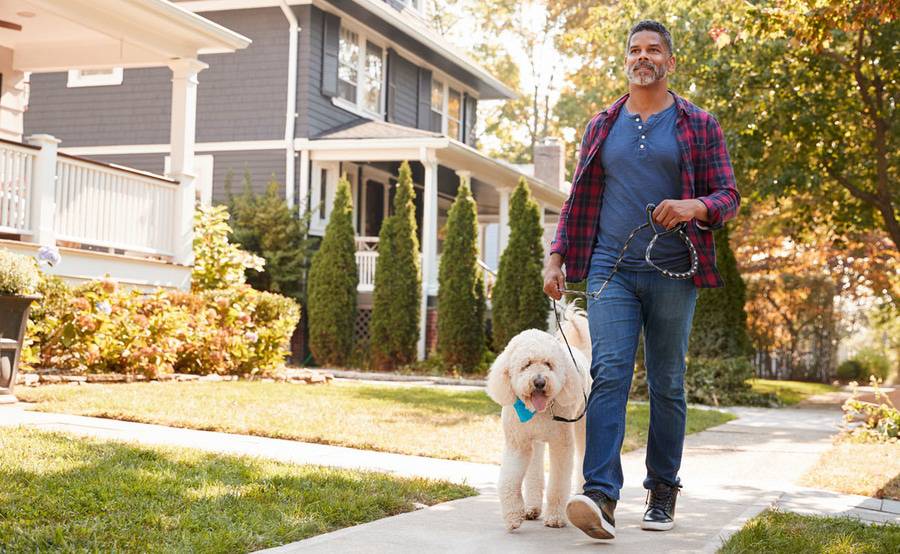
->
xmin=492 ymin=177 xmax=547 ymax=350
xmin=685 ymin=357 xmax=778 ymax=406
xmin=307 ymin=175 xmax=357 ymax=367
xmin=21 ymin=273 xmax=71 ymax=371
xmin=24 ymin=280 xmax=299 ymax=377
xmin=437 ymin=179 xmax=485 ymax=372
xmin=228 ymin=175 xmax=315 ymax=305
xmin=853 ymin=347 xmax=892 ymax=381
xmin=836 ymin=359 xmax=866 ymax=382
xmin=842 ymin=377 xmax=899 ymax=443
xmin=0 ymin=249 xmax=39 ymax=296
xmin=192 ymin=204 xmax=264 ymax=292
xmin=370 ymin=161 xmax=421 ymax=369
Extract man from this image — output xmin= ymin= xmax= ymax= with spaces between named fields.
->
xmin=543 ymin=20 xmax=740 ymax=539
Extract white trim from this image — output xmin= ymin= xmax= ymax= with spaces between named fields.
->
xmin=166 ymin=154 xmax=214 ymax=206
xmin=331 ymin=96 xmax=383 ymax=121
xmin=179 ymin=0 xmax=311 ymax=11
xmin=280 ymin=0 xmax=300 ymax=208
xmin=61 ymin=140 xmax=287 ymax=156
xmin=309 ymin=160 xmax=339 ymax=235
xmin=67 ymin=68 xmax=123 ymax=88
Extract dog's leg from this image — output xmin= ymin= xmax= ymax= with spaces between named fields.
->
xmin=574 ymin=416 xmax=587 ymax=494
xmin=523 ymin=440 xmax=544 ymax=519
xmin=544 ymin=431 xmax=574 ymax=528
xmin=498 ymin=440 xmax=532 ymax=531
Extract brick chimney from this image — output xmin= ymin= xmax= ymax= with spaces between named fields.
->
xmin=534 ymin=137 xmax=567 ymax=193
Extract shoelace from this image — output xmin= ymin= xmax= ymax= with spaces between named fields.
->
xmin=646 ymin=486 xmax=679 ymax=513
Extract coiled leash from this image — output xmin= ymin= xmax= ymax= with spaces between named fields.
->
xmin=547 ymin=203 xmax=700 ymax=424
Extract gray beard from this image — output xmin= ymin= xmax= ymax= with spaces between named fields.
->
xmin=627 ymin=62 xmax=666 ymax=85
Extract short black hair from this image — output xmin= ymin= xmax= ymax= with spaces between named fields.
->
xmin=627 ymin=20 xmax=674 ymax=56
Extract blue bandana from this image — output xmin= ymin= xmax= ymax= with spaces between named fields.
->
xmin=513 ymin=398 xmax=536 ymax=423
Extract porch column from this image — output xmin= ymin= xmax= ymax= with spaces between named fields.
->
xmin=297 ymin=149 xmax=310 ymax=217
xmin=418 ymin=155 xmax=439 ymax=360
xmin=498 ymin=186 xmax=511 ymax=255
xmin=25 ymin=134 xmax=61 ymax=247
xmin=167 ymin=58 xmax=208 ymax=266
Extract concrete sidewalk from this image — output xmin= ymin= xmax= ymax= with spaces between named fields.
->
xmin=4 ymin=403 xmax=878 ymax=553
xmin=260 ymin=407 xmax=844 ymax=553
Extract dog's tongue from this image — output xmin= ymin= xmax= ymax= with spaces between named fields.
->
xmin=531 ymin=391 xmax=548 ymax=412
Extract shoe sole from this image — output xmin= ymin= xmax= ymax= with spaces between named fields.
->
xmin=566 ymin=496 xmax=616 ymax=539
xmin=641 ymin=520 xmax=675 ymax=531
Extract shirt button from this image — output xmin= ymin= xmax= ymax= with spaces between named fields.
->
xmin=641 ymin=135 xmax=646 ymax=139
xmin=640 ymin=144 xmax=645 ymax=149
xmin=635 ymin=117 xmax=640 ymax=122
xmin=638 ymin=125 xmax=643 ymax=129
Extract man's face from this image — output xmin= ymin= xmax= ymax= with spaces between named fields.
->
xmin=625 ymin=30 xmax=675 ymax=86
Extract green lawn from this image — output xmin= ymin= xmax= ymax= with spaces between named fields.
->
xmin=0 ymin=427 xmax=475 ymax=553
xmin=17 ymin=381 xmax=734 ymax=463
xmin=748 ymin=378 xmax=840 ymax=406
xmin=719 ymin=510 xmax=900 ymax=553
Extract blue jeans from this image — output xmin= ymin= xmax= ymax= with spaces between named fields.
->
xmin=582 ymin=262 xmax=697 ymax=500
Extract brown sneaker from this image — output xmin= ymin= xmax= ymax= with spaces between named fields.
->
xmin=565 ymin=490 xmax=617 ymax=539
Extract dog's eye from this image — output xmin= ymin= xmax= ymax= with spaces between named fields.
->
xmin=544 ymin=362 xmax=554 ymax=372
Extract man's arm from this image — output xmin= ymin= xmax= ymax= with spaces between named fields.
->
xmin=695 ymin=115 xmax=740 ymax=230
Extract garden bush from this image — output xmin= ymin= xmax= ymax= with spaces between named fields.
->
xmin=0 ymin=248 xmax=39 ymax=295
xmin=842 ymin=378 xmax=899 ymax=443
xmin=837 ymin=349 xmax=892 ymax=382
xmin=24 ymin=279 xmax=299 ymax=377
xmin=836 ymin=359 xmax=867 ymax=382
xmin=685 ymin=357 xmax=778 ymax=407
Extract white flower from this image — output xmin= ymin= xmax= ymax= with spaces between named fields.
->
xmin=244 ymin=331 xmax=259 ymax=343
xmin=37 ymin=246 xmax=62 ymax=267
xmin=96 ymin=300 xmax=112 ymax=315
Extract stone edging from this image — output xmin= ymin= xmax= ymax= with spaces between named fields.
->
xmin=16 ymin=368 xmax=334 ymax=387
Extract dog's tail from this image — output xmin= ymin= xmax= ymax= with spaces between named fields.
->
xmin=555 ymin=302 xmax=590 ymax=360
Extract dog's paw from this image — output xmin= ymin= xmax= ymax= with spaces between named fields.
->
xmin=524 ymin=506 xmax=541 ymax=520
xmin=543 ymin=513 xmax=567 ymax=528
xmin=504 ymin=510 xmax=526 ymax=531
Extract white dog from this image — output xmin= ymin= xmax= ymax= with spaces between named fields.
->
xmin=486 ymin=306 xmax=592 ymax=530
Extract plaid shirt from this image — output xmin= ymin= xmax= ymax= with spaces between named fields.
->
xmin=551 ymin=91 xmax=740 ymax=288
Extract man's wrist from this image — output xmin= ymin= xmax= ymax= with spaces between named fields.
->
xmin=693 ymin=199 xmax=709 ymax=223
xmin=549 ymin=252 xmax=565 ymax=267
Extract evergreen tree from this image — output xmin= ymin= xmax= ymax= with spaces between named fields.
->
xmin=370 ymin=161 xmax=422 ymax=369
xmin=437 ymin=179 xmax=485 ymax=372
xmin=307 ymin=175 xmax=357 ymax=366
xmin=689 ymin=224 xmax=753 ymax=359
xmin=228 ymin=172 xmax=314 ymax=305
xmin=491 ymin=177 xmax=547 ymax=350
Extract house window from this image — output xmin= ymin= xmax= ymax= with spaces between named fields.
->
xmin=447 ymin=87 xmax=462 ymax=140
xmin=338 ymin=27 xmax=359 ymax=103
xmin=310 ymin=161 xmax=339 ymax=236
xmin=67 ymin=68 xmax=123 ymax=88
xmin=431 ymin=78 xmax=444 ymax=132
xmin=363 ymin=42 xmax=384 ymax=114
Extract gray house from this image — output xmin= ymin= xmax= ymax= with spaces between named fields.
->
xmin=24 ymin=0 xmax=569 ymax=359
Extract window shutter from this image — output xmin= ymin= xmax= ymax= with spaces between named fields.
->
xmin=386 ymin=49 xmax=398 ymax=123
xmin=463 ymin=93 xmax=477 ymax=146
xmin=321 ymin=12 xmax=340 ymax=97
xmin=417 ymin=68 xmax=432 ymax=131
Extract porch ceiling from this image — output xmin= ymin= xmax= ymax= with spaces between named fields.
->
xmin=2 ymin=0 xmax=250 ymax=72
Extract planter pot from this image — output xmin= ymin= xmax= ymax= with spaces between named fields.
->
xmin=0 ymin=295 xmax=40 ymax=403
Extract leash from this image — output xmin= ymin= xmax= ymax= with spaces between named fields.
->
xmin=547 ymin=203 xmax=699 ymax=424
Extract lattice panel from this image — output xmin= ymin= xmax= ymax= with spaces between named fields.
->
xmin=355 ymin=308 xmax=373 ymax=345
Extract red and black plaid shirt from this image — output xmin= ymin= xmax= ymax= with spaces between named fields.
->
xmin=551 ymin=91 xmax=740 ymax=288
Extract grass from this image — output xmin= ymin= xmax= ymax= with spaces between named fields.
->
xmin=748 ymin=378 xmax=840 ymax=406
xmin=799 ymin=441 xmax=900 ymax=500
xmin=719 ymin=510 xmax=900 ymax=553
xmin=0 ymin=427 xmax=476 ymax=553
xmin=17 ymin=381 xmax=735 ymax=464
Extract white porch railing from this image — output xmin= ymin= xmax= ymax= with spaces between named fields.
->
xmin=0 ymin=135 xmax=185 ymax=261
xmin=0 ymin=139 xmax=37 ymax=235
xmin=356 ymin=235 xmax=379 ymax=291
xmin=55 ymin=154 xmax=178 ymax=256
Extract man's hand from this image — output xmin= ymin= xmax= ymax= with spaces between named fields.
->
xmin=543 ymin=253 xmax=566 ymax=300
xmin=652 ymin=199 xmax=708 ymax=229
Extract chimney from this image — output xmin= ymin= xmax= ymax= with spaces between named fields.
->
xmin=534 ymin=137 xmax=567 ymax=193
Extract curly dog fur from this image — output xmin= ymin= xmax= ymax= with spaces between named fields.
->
xmin=486 ymin=304 xmax=592 ymax=530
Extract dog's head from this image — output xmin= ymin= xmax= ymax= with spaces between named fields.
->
xmin=486 ymin=328 xmax=586 ymax=413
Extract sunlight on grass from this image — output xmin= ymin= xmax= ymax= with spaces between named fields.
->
xmin=748 ymin=379 xmax=840 ymax=405
xmin=0 ymin=427 xmax=476 ymax=553
xmin=18 ymin=381 xmax=734 ymax=464
xmin=799 ymin=441 xmax=900 ymax=501
xmin=719 ymin=510 xmax=900 ymax=553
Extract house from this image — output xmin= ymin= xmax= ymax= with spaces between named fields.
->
xmin=1 ymin=0 xmax=250 ymax=289
xmin=21 ymin=0 xmax=569 ymax=359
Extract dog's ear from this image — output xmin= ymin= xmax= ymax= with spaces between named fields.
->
xmin=554 ymin=346 xmax=588 ymax=409
xmin=486 ymin=347 xmax=516 ymax=406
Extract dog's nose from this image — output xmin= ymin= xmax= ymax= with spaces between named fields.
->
xmin=533 ymin=376 xmax=546 ymax=390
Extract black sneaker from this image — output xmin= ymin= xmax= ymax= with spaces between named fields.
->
xmin=566 ymin=490 xmax=617 ymax=539
xmin=641 ymin=482 xmax=681 ymax=531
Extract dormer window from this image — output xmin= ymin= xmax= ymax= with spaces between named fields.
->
xmin=338 ymin=28 xmax=359 ymax=103
xmin=430 ymin=78 xmax=444 ymax=132
xmin=363 ymin=42 xmax=384 ymax=113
